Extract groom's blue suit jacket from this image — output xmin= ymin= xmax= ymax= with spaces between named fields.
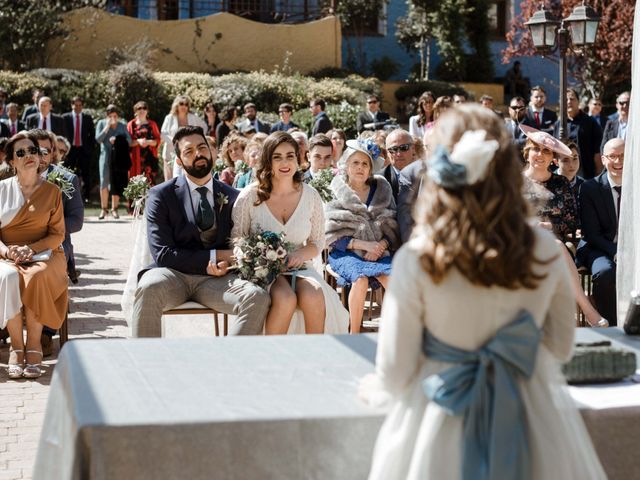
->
xmin=144 ymin=174 xmax=239 ymax=276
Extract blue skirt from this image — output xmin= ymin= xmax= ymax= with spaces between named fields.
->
xmin=328 ymin=250 xmax=392 ymax=289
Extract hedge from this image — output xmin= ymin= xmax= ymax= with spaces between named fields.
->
xmin=0 ymin=66 xmax=380 ymax=134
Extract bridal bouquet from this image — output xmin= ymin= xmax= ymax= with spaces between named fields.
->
xmin=123 ymin=175 xmax=151 ymax=217
xmin=46 ymin=167 xmax=75 ymax=199
xmin=232 ymin=230 xmax=291 ymax=289
xmin=309 ymin=167 xmax=337 ymax=203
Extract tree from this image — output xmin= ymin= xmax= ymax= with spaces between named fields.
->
xmin=395 ymin=0 xmax=475 ymax=82
xmin=0 ymin=1 xmax=105 ymax=71
xmin=464 ymin=0 xmax=494 ymax=83
xmin=334 ymin=0 xmax=389 ymax=75
xmin=395 ymin=1 xmax=436 ymax=81
xmin=503 ymin=0 xmax=633 ymax=100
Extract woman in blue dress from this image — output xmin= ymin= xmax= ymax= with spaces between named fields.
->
xmin=95 ymin=104 xmax=132 ymax=219
xmin=325 ymin=138 xmax=399 ymax=333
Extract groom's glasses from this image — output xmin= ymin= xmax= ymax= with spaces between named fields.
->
xmin=15 ymin=146 xmax=40 ymax=158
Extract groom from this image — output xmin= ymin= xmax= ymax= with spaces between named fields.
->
xmin=131 ymin=126 xmax=270 ymax=337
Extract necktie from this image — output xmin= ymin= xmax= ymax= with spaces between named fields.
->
xmin=10 ymin=122 xmax=16 ymax=135
xmin=74 ymin=114 xmax=81 ymax=146
xmin=195 ymin=186 xmax=215 ymax=231
xmin=534 ymin=111 xmax=541 ymax=127
xmin=43 ymin=116 xmax=48 ymax=131
xmin=614 ymin=186 xmax=622 ymax=221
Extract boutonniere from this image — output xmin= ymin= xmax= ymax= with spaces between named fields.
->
xmin=217 ymin=192 xmax=229 ymax=213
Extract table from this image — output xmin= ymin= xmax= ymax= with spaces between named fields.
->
xmin=34 ymin=331 xmax=640 ymax=480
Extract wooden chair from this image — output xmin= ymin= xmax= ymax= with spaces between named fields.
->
xmin=162 ymin=301 xmax=229 ymax=336
xmin=576 ymin=266 xmax=593 ymax=327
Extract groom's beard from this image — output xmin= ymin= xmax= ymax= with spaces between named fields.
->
xmin=183 ymin=155 xmax=213 ymax=179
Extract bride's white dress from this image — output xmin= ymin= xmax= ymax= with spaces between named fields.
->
xmin=361 ymin=227 xmax=606 ymax=479
xmin=231 ymin=183 xmax=349 ymax=334
xmin=121 ymin=213 xmax=152 ymax=326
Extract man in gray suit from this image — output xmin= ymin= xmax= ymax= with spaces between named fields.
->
xmin=132 ymin=126 xmax=271 ymax=337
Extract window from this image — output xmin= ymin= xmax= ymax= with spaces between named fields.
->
xmin=488 ymin=0 xmax=508 ymax=39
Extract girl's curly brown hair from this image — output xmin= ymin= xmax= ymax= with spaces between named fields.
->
xmin=254 ymin=131 xmax=303 ymax=206
xmin=414 ymin=104 xmax=550 ymax=289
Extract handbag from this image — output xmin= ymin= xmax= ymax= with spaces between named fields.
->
xmin=624 ymin=291 xmax=640 ymax=335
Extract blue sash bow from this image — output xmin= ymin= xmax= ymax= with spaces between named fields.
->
xmin=422 ymin=310 xmax=541 ymax=480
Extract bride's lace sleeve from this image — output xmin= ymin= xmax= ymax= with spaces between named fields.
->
xmin=231 ymin=187 xmax=254 ymax=239
xmin=307 ymin=185 xmax=326 ymax=254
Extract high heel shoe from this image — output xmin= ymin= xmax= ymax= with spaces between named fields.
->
xmin=111 ymin=209 xmax=120 ymax=219
xmin=98 ymin=209 xmax=108 ymax=220
xmin=7 ymin=349 xmax=24 ymax=379
xmin=23 ymin=350 xmax=43 ymax=379
xmin=587 ymin=317 xmax=609 ymax=328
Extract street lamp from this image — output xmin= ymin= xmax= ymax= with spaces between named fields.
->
xmin=525 ymin=1 xmax=600 ymax=140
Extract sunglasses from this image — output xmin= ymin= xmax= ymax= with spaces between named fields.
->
xmin=136 ymin=106 xmax=148 ymax=111
xmin=388 ymin=143 xmax=412 ymax=154
xmin=510 ymin=105 xmax=526 ymax=111
xmin=15 ymin=146 xmax=40 ymax=158
xmin=178 ymin=102 xmax=189 ymax=107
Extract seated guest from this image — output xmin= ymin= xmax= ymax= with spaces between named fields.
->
xmin=1 ymin=132 xmax=68 ymax=379
xmin=131 ymin=126 xmax=270 ymax=337
xmin=577 ymin=138 xmax=625 ymax=325
xmin=521 ymin=125 xmax=608 ymax=327
xmin=327 ymin=128 xmax=346 ymax=167
xmin=357 ymin=94 xmax=390 ymax=133
xmin=290 ymin=131 xmax=309 ymax=169
xmin=422 ymin=96 xmax=452 ymax=144
xmin=231 ymin=131 xmax=349 ymax=335
xmin=556 ymin=141 xmax=584 ymax=204
xmin=237 ymin=102 xmax=270 ymax=135
xmin=201 ymin=102 xmax=220 ymax=137
xmin=55 ymin=135 xmax=70 ymax=164
xmin=234 ymin=137 xmax=262 ymax=189
xmin=215 ymin=105 xmax=238 ymax=151
xmin=219 ymin=132 xmax=247 ymax=186
xmin=384 ymin=129 xmax=417 ymax=201
xmin=270 ymin=103 xmax=298 ymax=133
xmin=303 ymin=134 xmax=333 ymax=183
xmin=325 ymin=138 xmax=399 ymax=333
xmin=0 ymin=137 xmax=13 ymax=181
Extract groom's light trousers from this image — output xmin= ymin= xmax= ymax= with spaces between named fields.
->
xmin=131 ymin=268 xmax=271 ymax=337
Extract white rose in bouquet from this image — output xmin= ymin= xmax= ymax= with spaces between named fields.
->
xmin=266 ymin=249 xmax=278 ymax=261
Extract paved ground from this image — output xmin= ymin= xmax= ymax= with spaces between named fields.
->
xmin=0 ymin=216 xmax=133 ymax=480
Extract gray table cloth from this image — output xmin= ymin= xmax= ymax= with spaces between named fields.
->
xmin=34 ymin=331 xmax=640 ymax=479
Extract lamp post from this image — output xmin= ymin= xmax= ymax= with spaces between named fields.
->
xmin=525 ymin=1 xmax=600 ymax=140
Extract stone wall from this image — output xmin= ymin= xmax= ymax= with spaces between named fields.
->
xmin=47 ymin=7 xmax=341 ymax=74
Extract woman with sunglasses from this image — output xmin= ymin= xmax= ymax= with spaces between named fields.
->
xmin=0 ymin=132 xmax=68 ymax=379
xmin=521 ymin=125 xmax=608 ymax=328
xmin=160 ymin=95 xmax=207 ymax=180
xmin=127 ymin=101 xmax=161 ymax=185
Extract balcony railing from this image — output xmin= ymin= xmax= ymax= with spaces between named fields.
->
xmin=108 ymin=0 xmax=335 ymax=23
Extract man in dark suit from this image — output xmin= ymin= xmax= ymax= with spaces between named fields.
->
xmin=63 ymin=96 xmax=95 ymax=201
xmin=1 ymin=103 xmax=25 ymax=136
xmin=25 ymin=97 xmax=67 ymax=137
xmin=303 ymin=134 xmax=333 ymax=183
xmin=383 ymin=129 xmax=416 ymax=202
xmin=356 ymin=94 xmax=390 ymax=133
xmin=21 ymin=88 xmax=44 ymax=123
xmin=236 ymin=102 xmax=270 ymax=135
xmin=521 ymin=85 xmax=557 ymax=135
xmin=0 ymin=120 xmax=8 ymax=137
xmin=576 ymin=138 xmax=625 ymax=325
xmin=131 ymin=126 xmax=270 ymax=338
xmin=554 ymin=88 xmax=602 ymax=179
xmin=588 ymin=97 xmax=607 ymax=130
xmin=600 ymin=91 xmax=629 ymax=153
xmin=309 ymin=98 xmax=333 ymax=135
xmin=33 ymin=129 xmax=84 ymax=355
xmin=504 ymin=96 xmax=529 ymax=155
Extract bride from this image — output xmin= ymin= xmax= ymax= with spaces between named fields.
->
xmin=231 ymin=131 xmax=349 ymax=334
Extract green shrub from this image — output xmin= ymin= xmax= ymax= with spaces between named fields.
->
xmin=0 ymin=68 xmax=377 ymax=132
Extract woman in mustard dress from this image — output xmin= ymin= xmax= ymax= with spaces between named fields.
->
xmin=0 ymin=132 xmax=67 ymax=379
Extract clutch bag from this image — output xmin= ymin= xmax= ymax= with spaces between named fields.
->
xmin=562 ymin=341 xmax=637 ymax=384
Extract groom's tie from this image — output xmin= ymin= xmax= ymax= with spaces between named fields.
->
xmin=195 ymin=186 xmax=215 ymax=231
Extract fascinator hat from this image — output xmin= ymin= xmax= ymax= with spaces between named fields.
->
xmin=519 ymin=124 xmax=572 ymax=157
xmin=339 ymin=138 xmax=385 ymax=172
xmin=427 ymin=130 xmax=500 ymax=189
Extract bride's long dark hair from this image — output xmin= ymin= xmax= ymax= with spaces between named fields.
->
xmin=254 ymin=131 xmax=303 ymax=206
